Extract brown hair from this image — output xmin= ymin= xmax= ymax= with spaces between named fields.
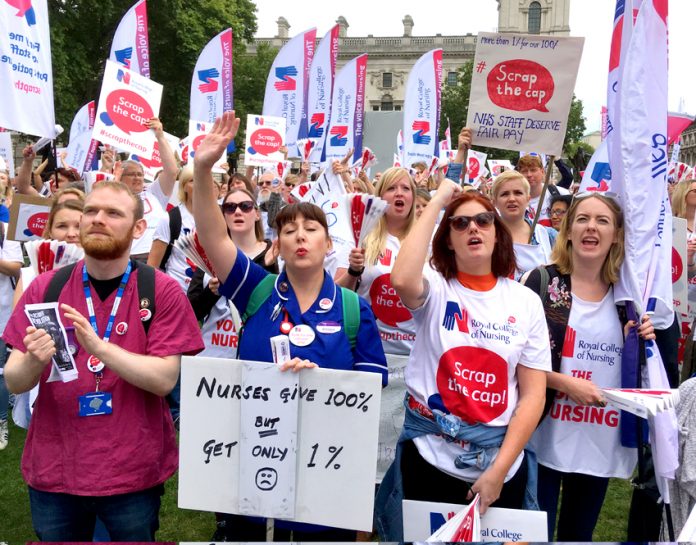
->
xmin=516 ymin=154 xmax=544 ymax=171
xmin=43 ymin=200 xmax=83 ymax=239
xmin=223 ymin=188 xmax=264 ymax=242
xmin=274 ymin=202 xmax=329 ymax=238
xmin=430 ymin=192 xmax=516 ymax=279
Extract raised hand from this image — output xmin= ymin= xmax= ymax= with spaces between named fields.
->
xmin=194 ymin=112 xmax=240 ymax=170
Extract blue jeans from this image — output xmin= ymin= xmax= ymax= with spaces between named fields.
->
xmin=537 ymin=463 xmax=609 ymax=541
xmin=0 ymin=340 xmax=9 ymax=421
xmin=28 ymin=484 xmax=164 ymax=541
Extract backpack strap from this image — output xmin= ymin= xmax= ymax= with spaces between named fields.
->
xmin=133 ymin=260 xmax=156 ymax=335
xmin=159 ymin=206 xmax=182 ymax=270
xmin=340 ymin=287 xmax=360 ymax=349
xmin=242 ymin=274 xmax=278 ymax=322
xmin=44 ymin=263 xmax=78 ymax=302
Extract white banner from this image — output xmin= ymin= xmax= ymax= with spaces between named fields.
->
xmin=93 ymin=61 xmax=162 ymax=160
xmin=263 ymin=28 xmax=316 ymax=156
xmin=190 ymin=28 xmax=233 ymax=124
xmin=402 ymin=49 xmax=442 ymax=168
xmin=65 ymin=102 xmax=98 ymax=174
xmin=324 ymin=54 xmax=368 ymax=164
xmin=466 ymin=149 xmax=488 ymax=185
xmin=0 ymin=133 xmax=15 ymax=176
xmin=402 ymin=499 xmax=548 ymax=542
xmin=307 ymin=25 xmax=339 ymax=163
xmin=672 ymin=217 xmax=687 ymax=317
xmin=178 ymin=357 xmax=382 ymax=531
xmin=466 ymin=32 xmax=584 ymax=156
xmin=109 ymin=0 xmax=150 ymax=77
xmin=243 ymin=115 xmax=286 ymax=167
xmin=0 ymin=0 xmax=57 ymax=138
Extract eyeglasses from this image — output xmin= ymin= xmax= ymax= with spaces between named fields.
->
xmin=284 ymin=182 xmax=296 ymax=188
xmin=448 ymin=212 xmax=496 ymax=231
xmin=550 ymin=208 xmax=567 ymax=217
xmin=221 ymin=201 xmax=255 ymax=214
xmin=122 ymin=171 xmax=144 ymax=178
xmin=258 ymin=180 xmax=273 ymax=187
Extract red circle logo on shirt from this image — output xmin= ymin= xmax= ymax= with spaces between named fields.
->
xmin=437 ymin=346 xmax=509 ymax=424
xmin=369 ymin=273 xmax=412 ymax=326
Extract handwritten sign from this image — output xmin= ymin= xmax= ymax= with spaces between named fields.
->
xmin=244 ymin=114 xmax=286 ymax=167
xmin=178 ymin=357 xmax=382 ymax=531
xmin=467 ymin=32 xmax=584 ymax=156
xmin=8 ymin=192 xmax=51 ymax=241
xmin=402 ymin=499 xmax=548 ymax=542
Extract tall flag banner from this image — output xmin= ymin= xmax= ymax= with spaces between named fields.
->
xmin=578 ymin=140 xmax=612 ymax=192
xmin=65 ymin=102 xmax=98 ymax=174
xmin=466 ymin=33 xmax=584 ymax=156
xmin=109 ymin=0 xmax=150 ymax=78
xmin=395 ymin=129 xmax=404 ymax=165
xmin=324 ymin=54 xmax=368 ymax=164
xmin=403 ymin=49 xmax=442 ymax=168
xmin=0 ymin=0 xmax=57 ymax=138
xmin=190 ymin=28 xmax=233 ymax=124
xmin=306 ymin=25 xmax=339 ymax=164
xmin=612 ymin=0 xmax=677 ymax=498
xmin=263 ymin=28 xmax=316 ymax=157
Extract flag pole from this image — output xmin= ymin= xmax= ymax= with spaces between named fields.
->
xmin=528 ymin=155 xmax=555 ymax=243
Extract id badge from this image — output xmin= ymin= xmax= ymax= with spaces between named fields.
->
xmin=78 ymin=392 xmax=113 ymax=417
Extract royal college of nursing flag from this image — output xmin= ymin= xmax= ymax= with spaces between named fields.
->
xmin=263 ymin=28 xmax=316 ymax=157
xmin=305 ymin=25 xmax=339 ymax=164
xmin=402 ymin=49 xmax=443 ymax=168
xmin=109 ymin=0 xmax=150 ymax=78
xmin=0 ymin=0 xmax=57 ymax=138
xmin=190 ymin=28 xmax=234 ymax=124
xmin=65 ymin=101 xmax=98 ymax=174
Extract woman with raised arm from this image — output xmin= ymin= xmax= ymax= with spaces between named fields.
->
xmin=375 ymin=178 xmax=551 ymax=541
xmin=192 ymin=112 xmax=387 ymax=542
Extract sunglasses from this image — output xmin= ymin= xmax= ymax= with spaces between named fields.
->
xmin=258 ymin=181 xmax=273 ymax=187
xmin=550 ymin=208 xmax=567 ymax=217
xmin=448 ymin=212 xmax=496 ymax=232
xmin=222 ymin=201 xmax=255 ymax=214
xmin=284 ymin=182 xmax=296 ymax=188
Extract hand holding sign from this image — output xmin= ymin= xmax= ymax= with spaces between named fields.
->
xmin=194 ymin=112 xmax=240 ymax=170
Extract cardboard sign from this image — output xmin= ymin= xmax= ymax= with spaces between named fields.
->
xmin=93 ymin=61 xmax=163 ymax=160
xmin=402 ymin=499 xmax=548 ymax=542
xmin=467 ymin=32 xmax=584 ymax=156
xmin=178 ymin=357 xmax=382 ymax=531
xmin=8 ymin=193 xmax=52 ymax=241
xmin=244 ymin=115 xmax=286 ymax=167
xmin=672 ymin=217 xmax=688 ymax=316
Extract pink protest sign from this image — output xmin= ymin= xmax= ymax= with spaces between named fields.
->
xmin=467 ymin=33 xmax=584 ymax=156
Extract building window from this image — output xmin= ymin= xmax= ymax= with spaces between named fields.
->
xmin=382 ymin=72 xmax=393 ymax=88
xmin=372 ymin=105 xmax=380 ymax=111
xmin=394 ymin=105 xmax=402 ymax=112
xmin=528 ymin=1 xmax=541 ymax=34
xmin=447 ymin=71 xmax=458 ymax=87
xmin=381 ymin=100 xmax=394 ymax=111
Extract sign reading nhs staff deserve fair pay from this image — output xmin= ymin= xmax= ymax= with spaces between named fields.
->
xmin=93 ymin=60 xmax=162 ymax=160
xmin=178 ymin=357 xmax=382 ymax=531
xmin=467 ymin=33 xmax=584 ymax=156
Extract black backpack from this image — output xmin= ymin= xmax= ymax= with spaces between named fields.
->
xmin=159 ymin=206 xmax=182 ymax=270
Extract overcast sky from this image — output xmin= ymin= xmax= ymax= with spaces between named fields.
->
xmin=254 ymin=0 xmax=693 ymax=133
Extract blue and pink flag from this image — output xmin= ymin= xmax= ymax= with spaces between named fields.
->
xmin=263 ymin=28 xmax=316 ymax=157
xmin=305 ymin=25 xmax=339 ymax=164
xmin=402 ymin=49 xmax=443 ymax=168
xmin=65 ymin=101 xmax=98 ymax=173
xmin=190 ymin=28 xmax=233 ymax=124
xmin=324 ymin=54 xmax=368 ymax=164
xmin=109 ymin=0 xmax=150 ymax=78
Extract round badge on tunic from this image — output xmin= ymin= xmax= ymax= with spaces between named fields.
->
xmin=140 ymin=297 xmax=150 ymax=309
xmin=288 ymin=324 xmax=316 ymax=347
xmin=87 ymin=354 xmax=104 ymax=373
xmin=68 ymin=344 xmax=77 ymax=355
xmin=140 ymin=308 xmax=152 ymax=322
xmin=280 ymin=320 xmax=294 ymax=335
xmin=319 ymin=298 xmax=332 ymax=310
xmin=279 ymin=282 xmax=289 ymax=293
xmin=115 ymin=321 xmax=128 ymax=335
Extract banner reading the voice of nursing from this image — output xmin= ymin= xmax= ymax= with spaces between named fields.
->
xmin=0 ymin=0 xmax=57 ymax=138
xmin=93 ymin=61 xmax=162 ymax=160
xmin=109 ymin=0 xmax=150 ymax=77
xmin=65 ymin=102 xmax=99 ymax=174
xmin=402 ymin=49 xmax=442 ymax=168
xmin=324 ymin=54 xmax=368 ymax=164
xmin=262 ymin=28 xmax=316 ymax=157
xmin=466 ymin=32 xmax=584 ymax=156
xmin=190 ymin=28 xmax=233 ymax=123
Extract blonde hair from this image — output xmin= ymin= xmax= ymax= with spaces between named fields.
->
xmin=491 ymin=170 xmax=530 ymax=200
xmin=671 ymin=179 xmax=696 ymax=219
xmin=363 ymin=167 xmax=417 ymax=265
xmin=177 ymin=165 xmax=194 ymax=204
xmin=551 ymin=194 xmax=625 ymax=285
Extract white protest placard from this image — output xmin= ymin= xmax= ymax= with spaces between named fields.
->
xmin=127 ymin=130 xmax=180 ymax=181
xmin=0 ymin=132 xmax=15 ymax=175
xmin=187 ymin=120 xmax=227 ymax=173
xmin=8 ymin=193 xmax=51 ymax=241
xmin=467 ymin=33 xmax=584 ymax=156
xmin=487 ymin=159 xmax=514 ymax=177
xmin=402 ymin=499 xmax=548 ymax=542
xmin=238 ymin=363 xmax=298 ymax=518
xmin=179 ymin=357 xmax=382 ymax=531
xmin=672 ymin=217 xmax=688 ymax=316
xmin=93 ymin=61 xmax=162 ymax=160
xmin=244 ymin=115 xmax=286 ymax=167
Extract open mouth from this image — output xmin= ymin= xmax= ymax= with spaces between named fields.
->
xmin=581 ymin=236 xmax=599 ymax=247
xmin=393 ymin=199 xmax=405 ymax=210
xmin=467 ymin=237 xmax=483 ymax=246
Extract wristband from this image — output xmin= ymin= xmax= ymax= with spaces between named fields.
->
xmin=347 ymin=266 xmax=364 ymax=277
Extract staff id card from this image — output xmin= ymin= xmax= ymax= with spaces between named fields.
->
xmin=78 ymin=392 xmax=113 ymax=417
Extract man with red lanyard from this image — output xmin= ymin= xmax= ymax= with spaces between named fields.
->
xmin=3 ymin=181 xmax=203 ymax=541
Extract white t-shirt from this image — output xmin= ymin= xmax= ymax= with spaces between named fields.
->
xmin=407 ymin=272 xmax=552 ymax=482
xmin=529 ymin=185 xmax=570 ymax=227
xmin=131 ymin=180 xmax=169 ymax=255
xmin=0 ymin=227 xmax=23 ymax=332
xmin=153 ymin=204 xmax=196 ymax=292
xmin=199 ymin=283 xmax=239 ymax=359
xmin=530 ymin=289 xmax=637 ymax=478
xmin=513 ymin=223 xmax=553 ymax=281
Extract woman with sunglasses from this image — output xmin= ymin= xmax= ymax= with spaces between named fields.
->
xmin=192 ymin=112 xmax=387 ymax=541
xmin=491 ymin=170 xmax=557 ymax=280
xmin=375 ymin=179 xmax=551 ymax=540
xmin=523 ymin=193 xmax=655 ymax=541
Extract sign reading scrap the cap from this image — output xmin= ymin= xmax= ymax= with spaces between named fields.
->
xmin=466 ymin=33 xmax=584 ymax=156
xmin=244 ymin=115 xmax=286 ymax=167
xmin=8 ymin=193 xmax=52 ymax=242
xmin=93 ymin=60 xmax=163 ymax=160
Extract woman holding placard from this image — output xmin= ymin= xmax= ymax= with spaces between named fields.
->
xmin=375 ymin=178 xmax=551 ymax=540
xmin=192 ymin=112 xmax=387 ymax=541
xmin=523 ymin=193 xmax=655 ymax=540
